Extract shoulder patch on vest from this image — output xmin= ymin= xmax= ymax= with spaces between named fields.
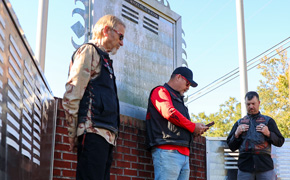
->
xmin=240 ymin=117 xmax=250 ymax=123
xmin=256 ymin=116 xmax=266 ymax=123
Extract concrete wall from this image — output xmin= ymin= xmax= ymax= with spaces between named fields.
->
xmin=53 ymin=98 xmax=207 ymax=180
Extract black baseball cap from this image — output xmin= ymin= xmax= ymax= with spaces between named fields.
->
xmin=172 ymin=66 xmax=198 ymax=87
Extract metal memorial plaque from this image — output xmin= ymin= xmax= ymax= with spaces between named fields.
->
xmin=0 ymin=1 xmax=56 ymax=179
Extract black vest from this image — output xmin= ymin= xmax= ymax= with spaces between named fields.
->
xmin=74 ymin=43 xmax=120 ymax=134
xmin=146 ymin=84 xmax=192 ymax=148
xmin=238 ymin=113 xmax=271 ymax=155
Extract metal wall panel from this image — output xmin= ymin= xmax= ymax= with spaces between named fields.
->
xmin=206 ymin=137 xmax=290 ymax=180
xmin=0 ymin=1 xmax=56 ymax=179
xmin=272 ymin=139 xmax=290 ymax=179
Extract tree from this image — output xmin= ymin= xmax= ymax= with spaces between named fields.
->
xmin=257 ymin=48 xmax=289 ymax=138
xmin=191 ymin=97 xmax=241 ymax=137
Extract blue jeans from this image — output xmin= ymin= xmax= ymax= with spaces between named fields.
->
xmin=151 ymin=148 xmax=190 ymax=180
xmin=237 ymin=169 xmax=276 ymax=180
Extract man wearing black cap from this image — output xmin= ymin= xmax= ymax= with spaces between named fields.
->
xmin=146 ymin=66 xmax=208 ymax=180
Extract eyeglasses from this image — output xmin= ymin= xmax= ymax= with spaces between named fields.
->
xmin=112 ymin=28 xmax=124 ymax=41
xmin=180 ymin=75 xmax=190 ymax=87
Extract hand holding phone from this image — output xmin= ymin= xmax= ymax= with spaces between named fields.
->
xmin=206 ymin=121 xmax=215 ymax=127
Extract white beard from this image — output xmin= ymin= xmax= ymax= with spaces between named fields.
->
xmin=110 ymin=47 xmax=118 ymax=55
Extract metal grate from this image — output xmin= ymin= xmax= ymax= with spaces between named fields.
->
xmin=122 ymin=4 xmax=139 ymax=24
xmin=143 ymin=16 xmax=158 ymax=35
xmin=224 ymin=148 xmax=239 ymax=169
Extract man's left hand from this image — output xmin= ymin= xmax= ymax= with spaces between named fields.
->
xmin=256 ymin=123 xmax=270 ymax=137
xmin=193 ymin=123 xmax=209 ymax=136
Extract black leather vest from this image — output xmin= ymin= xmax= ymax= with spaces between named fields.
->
xmin=238 ymin=113 xmax=271 ymax=155
xmin=146 ymin=84 xmax=192 ymax=148
xmin=76 ymin=43 xmax=120 ymax=134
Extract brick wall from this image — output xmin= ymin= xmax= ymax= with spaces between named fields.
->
xmin=53 ymin=98 xmax=207 ymax=180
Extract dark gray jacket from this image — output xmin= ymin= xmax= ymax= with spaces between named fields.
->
xmin=227 ymin=112 xmax=284 ymax=172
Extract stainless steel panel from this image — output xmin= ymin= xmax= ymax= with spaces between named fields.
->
xmin=207 ymin=137 xmax=290 ymax=180
xmin=0 ymin=0 xmax=56 ymax=179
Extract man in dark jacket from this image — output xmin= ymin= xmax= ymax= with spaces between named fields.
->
xmin=63 ymin=15 xmax=125 ymax=180
xmin=146 ymin=67 xmax=208 ymax=180
xmin=227 ymin=91 xmax=284 ymax=180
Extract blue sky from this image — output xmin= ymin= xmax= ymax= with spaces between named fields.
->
xmin=9 ymin=0 xmax=290 ymax=115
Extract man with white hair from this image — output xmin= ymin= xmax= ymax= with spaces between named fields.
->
xmin=63 ymin=15 xmax=126 ymax=180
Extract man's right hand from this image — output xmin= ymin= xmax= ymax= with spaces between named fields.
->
xmin=69 ymin=137 xmax=78 ymax=152
xmin=235 ymin=124 xmax=249 ymax=138
xmin=194 ymin=123 xmax=209 ymax=136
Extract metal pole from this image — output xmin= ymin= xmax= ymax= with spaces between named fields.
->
xmin=236 ymin=0 xmax=248 ymax=117
xmin=35 ymin=0 xmax=49 ymax=72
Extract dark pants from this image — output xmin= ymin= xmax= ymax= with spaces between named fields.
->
xmin=237 ymin=169 xmax=276 ymax=180
xmin=76 ymin=133 xmax=113 ymax=180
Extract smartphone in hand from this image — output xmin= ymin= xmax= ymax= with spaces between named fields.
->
xmin=206 ymin=121 xmax=215 ymax=127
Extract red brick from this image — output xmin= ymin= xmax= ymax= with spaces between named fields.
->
xmin=123 ymin=140 xmax=136 ymax=147
xmin=54 ymin=143 xmax=70 ymax=151
xmin=116 ymin=138 xmax=123 ymax=146
xmin=116 ymin=175 xmax=131 ymax=180
xmin=131 ymin=134 xmax=137 ymax=141
xmin=53 ymin=160 xmax=72 ymax=169
xmin=139 ymin=170 xmax=152 ymax=178
xmin=52 ymin=177 xmax=66 ymax=180
xmin=124 ymin=169 xmax=137 ymax=176
xmin=124 ymin=154 xmax=137 ymax=162
xmin=57 ymin=98 xmax=63 ymax=109
xmin=118 ymin=124 xmax=124 ymax=132
xmin=136 ymin=136 xmax=145 ymax=142
xmin=53 ymin=168 xmax=61 ymax=176
xmin=114 ymin=152 xmax=123 ymax=160
xmin=72 ymin=162 xmax=77 ymax=169
xmin=145 ymin=164 xmax=154 ymax=171
xmin=56 ymin=118 xmax=63 ymax=126
xmin=56 ymin=126 xmax=68 ymax=134
xmin=197 ymin=155 xmax=203 ymax=160
xmin=62 ymin=169 xmax=76 ymax=177
xmin=131 ymin=149 xmax=145 ymax=156
xmin=123 ymin=126 xmax=137 ymax=134
xmin=110 ymin=174 xmax=116 ymax=180
xmin=57 ymin=110 xmax=65 ymax=118
xmin=120 ymin=132 xmax=131 ymax=140
xmin=137 ymin=143 xmax=146 ymax=149
xmin=132 ymin=177 xmax=150 ymax=180
xmin=138 ymin=156 xmax=151 ymax=164
xmin=116 ymin=160 xmax=130 ymax=168
xmin=131 ymin=162 xmax=144 ymax=170
xmin=145 ymin=151 xmax=152 ymax=158
xmin=196 ymin=172 xmax=202 ymax=178
xmin=63 ymin=136 xmax=69 ymax=143
xmin=111 ymin=158 xmax=117 ymax=167
xmin=54 ymin=151 xmax=62 ymax=160
xmin=197 ymin=167 xmax=204 ymax=172
xmin=116 ymin=146 xmax=130 ymax=153
xmin=55 ymin=134 xmax=62 ymax=143
xmin=63 ymin=152 xmax=77 ymax=161
xmin=110 ymin=167 xmax=123 ymax=175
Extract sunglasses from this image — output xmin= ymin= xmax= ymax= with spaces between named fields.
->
xmin=180 ymin=75 xmax=190 ymax=87
xmin=112 ymin=28 xmax=124 ymax=41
